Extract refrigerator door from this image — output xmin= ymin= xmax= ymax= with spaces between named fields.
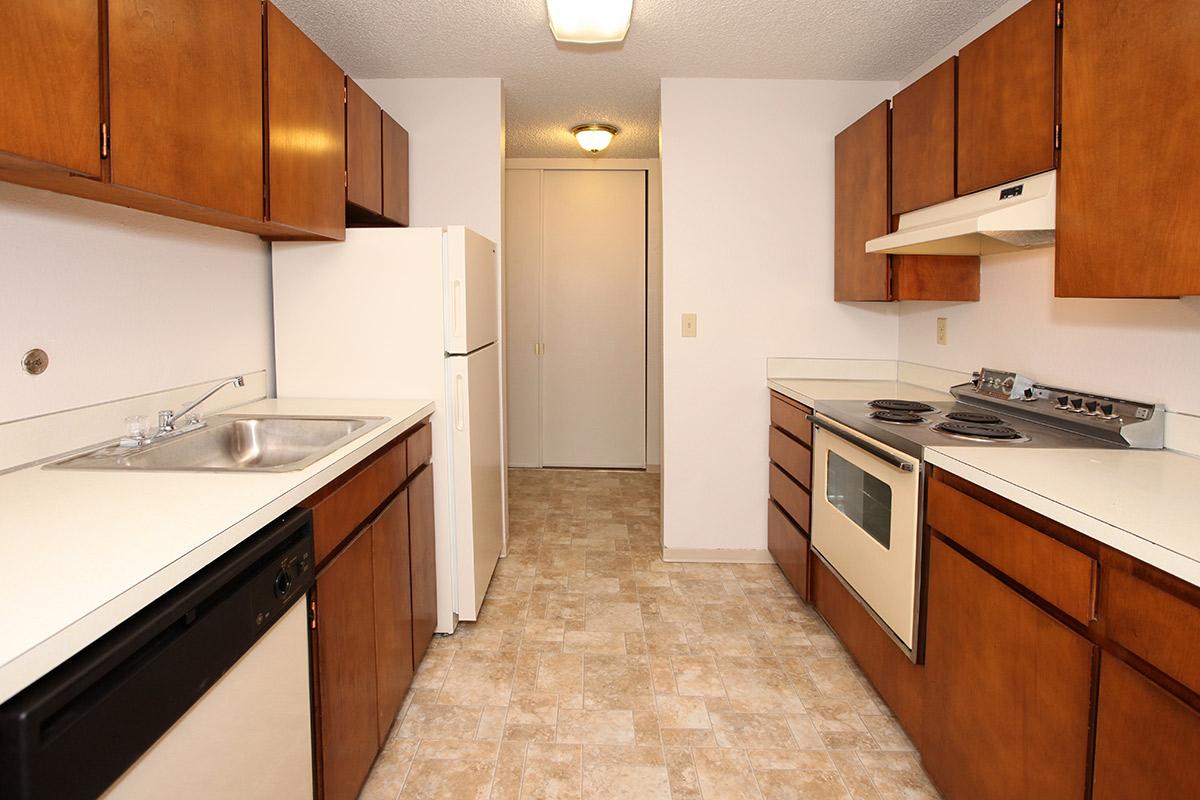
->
xmin=445 ymin=343 xmax=504 ymax=620
xmin=443 ymin=227 xmax=499 ymax=355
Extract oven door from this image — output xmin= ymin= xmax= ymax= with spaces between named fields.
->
xmin=810 ymin=416 xmax=921 ymax=651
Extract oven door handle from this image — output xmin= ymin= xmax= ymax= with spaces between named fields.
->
xmin=807 ymin=415 xmax=916 ymax=473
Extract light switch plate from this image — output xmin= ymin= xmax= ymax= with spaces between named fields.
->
xmin=681 ymin=313 xmax=697 ymax=338
xmin=936 ymin=317 xmax=948 ymax=346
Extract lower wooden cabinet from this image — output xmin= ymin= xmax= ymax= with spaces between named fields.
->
xmin=408 ymin=465 xmax=437 ymax=667
xmin=922 ymin=536 xmax=1095 ymax=800
xmin=370 ymin=488 xmax=414 ymax=744
xmin=1093 ymin=654 xmax=1200 ymax=799
xmin=312 ymin=529 xmax=379 ymax=800
xmin=767 ymin=500 xmax=808 ymax=600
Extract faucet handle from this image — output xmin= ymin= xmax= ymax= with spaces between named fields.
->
xmin=158 ymin=409 xmax=175 ymax=433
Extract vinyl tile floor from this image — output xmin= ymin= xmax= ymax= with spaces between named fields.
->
xmin=359 ymin=468 xmax=942 ymax=800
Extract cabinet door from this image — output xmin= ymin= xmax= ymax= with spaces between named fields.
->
xmin=0 ymin=0 xmax=102 ymax=176
xmin=923 ymin=537 xmax=1094 ymax=800
xmin=408 ymin=465 xmax=437 ymax=667
xmin=265 ymin=2 xmax=346 ymax=240
xmin=767 ymin=500 xmax=808 ymax=600
xmin=1093 ymin=655 xmax=1200 ymax=799
xmin=314 ymin=530 xmax=379 ymax=800
xmin=345 ymin=77 xmax=383 ymax=215
xmin=108 ymin=0 xmax=263 ymax=219
xmin=382 ymin=112 xmax=410 ymax=226
xmin=891 ymin=58 xmax=956 ymax=214
xmin=372 ymin=489 xmax=414 ymax=743
xmin=834 ymin=101 xmax=891 ymax=302
xmin=1057 ymin=1 xmax=1200 ymax=298
xmin=957 ymin=0 xmax=1057 ymax=195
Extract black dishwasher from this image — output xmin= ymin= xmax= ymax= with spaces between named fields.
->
xmin=0 ymin=507 xmax=314 ymax=800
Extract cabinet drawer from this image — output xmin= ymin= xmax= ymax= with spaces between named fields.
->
xmin=769 ymin=426 xmax=811 ymax=489
xmin=769 ymin=463 xmax=810 ymax=534
xmin=407 ymin=421 xmax=432 ymax=475
xmin=926 ymin=478 xmax=1097 ymax=624
xmin=768 ymin=500 xmax=809 ymax=600
xmin=770 ymin=393 xmax=812 ymax=446
xmin=1101 ymin=568 xmax=1200 ymax=697
xmin=304 ymin=438 xmax=405 ymax=565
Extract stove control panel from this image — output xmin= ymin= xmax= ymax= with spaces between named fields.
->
xmin=960 ymin=367 xmax=1165 ymax=449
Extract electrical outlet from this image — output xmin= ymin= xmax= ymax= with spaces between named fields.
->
xmin=936 ymin=317 xmax=948 ymax=346
xmin=681 ymin=313 xmax=698 ymax=338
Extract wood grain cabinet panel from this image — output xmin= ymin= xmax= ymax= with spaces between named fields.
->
xmin=769 ymin=427 xmax=811 ymax=489
xmin=769 ymin=393 xmax=812 ymax=446
xmin=408 ymin=465 xmax=437 ymax=668
xmin=768 ymin=463 xmax=810 ymax=534
xmin=371 ymin=490 xmax=414 ymax=744
xmin=265 ymin=2 xmax=345 ymax=240
xmin=345 ymin=77 xmax=383 ymax=216
xmin=835 ymin=102 xmax=892 ymax=302
xmin=0 ymin=0 xmax=102 ymax=176
xmin=1093 ymin=655 xmax=1200 ymax=800
xmin=923 ymin=537 xmax=1094 ymax=800
xmin=407 ymin=422 xmax=432 ymax=475
xmin=891 ymin=58 xmax=957 ymax=214
xmin=381 ymin=112 xmax=410 ymax=226
xmin=1056 ymin=0 xmax=1200 ymax=298
xmin=767 ymin=500 xmax=808 ymax=600
xmin=1100 ymin=566 xmax=1200 ymax=697
xmin=957 ymin=0 xmax=1058 ymax=194
xmin=313 ymin=530 xmax=379 ymax=800
xmin=107 ymin=0 xmax=264 ymax=219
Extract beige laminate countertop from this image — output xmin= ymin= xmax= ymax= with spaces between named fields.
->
xmin=0 ymin=397 xmax=435 ymax=704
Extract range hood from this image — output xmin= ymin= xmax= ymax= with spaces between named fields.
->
xmin=866 ymin=170 xmax=1056 ymax=256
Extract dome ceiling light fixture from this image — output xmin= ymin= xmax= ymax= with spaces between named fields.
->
xmin=572 ymin=123 xmax=619 ymax=153
xmin=546 ymin=0 xmax=634 ymax=44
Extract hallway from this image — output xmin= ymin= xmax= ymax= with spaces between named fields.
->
xmin=360 ymin=469 xmax=940 ymax=799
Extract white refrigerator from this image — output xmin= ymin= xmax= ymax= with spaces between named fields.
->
xmin=271 ymin=227 xmax=506 ymax=633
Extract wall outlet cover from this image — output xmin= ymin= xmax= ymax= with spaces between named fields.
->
xmin=936 ymin=317 xmax=948 ymax=346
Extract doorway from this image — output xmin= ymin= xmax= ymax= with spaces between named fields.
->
xmin=505 ymin=167 xmax=650 ymax=469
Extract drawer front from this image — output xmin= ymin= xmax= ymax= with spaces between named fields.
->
xmin=1101 ymin=568 xmax=1200 ymax=697
xmin=374 ymin=438 xmax=409 ymax=500
xmin=407 ymin=421 xmax=432 ymax=475
xmin=769 ymin=426 xmax=811 ymax=488
xmin=769 ymin=463 xmax=810 ymax=534
xmin=768 ymin=500 xmax=809 ymax=599
xmin=926 ymin=478 xmax=1097 ymax=624
xmin=770 ymin=393 xmax=812 ymax=446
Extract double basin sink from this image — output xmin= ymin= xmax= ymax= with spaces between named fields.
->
xmin=50 ymin=415 xmax=387 ymax=473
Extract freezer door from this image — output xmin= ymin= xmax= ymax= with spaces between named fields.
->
xmin=443 ymin=227 xmax=499 ymax=355
xmin=446 ymin=344 xmax=504 ymax=619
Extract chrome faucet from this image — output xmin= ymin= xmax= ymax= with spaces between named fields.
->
xmin=156 ymin=376 xmax=245 ymax=436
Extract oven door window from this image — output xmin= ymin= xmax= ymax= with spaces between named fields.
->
xmin=825 ymin=451 xmax=893 ymax=548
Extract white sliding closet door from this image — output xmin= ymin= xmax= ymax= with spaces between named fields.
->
xmin=504 ymin=170 xmax=543 ymax=468
xmin=541 ymin=170 xmax=647 ymax=468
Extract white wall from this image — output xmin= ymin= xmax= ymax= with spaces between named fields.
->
xmin=0 ymin=183 xmax=273 ymax=424
xmin=660 ymin=79 xmax=899 ymax=553
xmin=894 ymin=0 xmax=1200 ymax=415
xmin=358 ymin=78 xmax=504 ymax=246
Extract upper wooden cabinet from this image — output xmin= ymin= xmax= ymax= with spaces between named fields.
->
xmin=346 ymin=77 xmax=383 ymax=216
xmin=1056 ymin=0 xmax=1200 ymax=298
xmin=834 ymin=102 xmax=891 ymax=301
xmin=957 ymin=0 xmax=1058 ymax=195
xmin=265 ymin=2 xmax=346 ymax=240
xmin=892 ymin=58 xmax=957 ymax=214
xmin=382 ymin=112 xmax=410 ymax=227
xmin=835 ymin=102 xmax=979 ymax=303
xmin=0 ymin=0 xmax=102 ymax=177
xmin=108 ymin=0 xmax=264 ymax=219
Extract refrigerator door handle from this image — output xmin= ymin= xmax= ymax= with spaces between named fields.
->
xmin=455 ymin=374 xmax=466 ymax=431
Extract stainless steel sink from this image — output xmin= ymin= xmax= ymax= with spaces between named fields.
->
xmin=48 ymin=415 xmax=387 ymax=473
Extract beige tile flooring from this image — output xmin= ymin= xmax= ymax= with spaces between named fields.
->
xmin=359 ymin=469 xmax=942 ymax=800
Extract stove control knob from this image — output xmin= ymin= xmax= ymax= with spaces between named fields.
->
xmin=1023 ymin=388 xmax=1035 ymax=401
xmin=1071 ymin=398 xmax=1085 ymax=412
xmin=1086 ymin=400 xmax=1100 ymax=415
xmin=1101 ymin=403 xmax=1118 ymax=419
xmin=1056 ymin=395 xmax=1070 ymax=410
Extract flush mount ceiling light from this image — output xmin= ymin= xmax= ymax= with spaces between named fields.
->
xmin=572 ymin=123 xmax=619 ymax=153
xmin=547 ymin=0 xmax=634 ymax=44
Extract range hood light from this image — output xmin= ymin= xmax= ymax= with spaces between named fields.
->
xmin=547 ymin=0 xmax=634 ymax=44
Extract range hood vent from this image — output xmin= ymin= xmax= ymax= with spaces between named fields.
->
xmin=867 ymin=170 xmax=1056 ymax=256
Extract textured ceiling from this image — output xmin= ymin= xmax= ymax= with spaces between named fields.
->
xmin=271 ymin=0 xmax=1012 ymax=158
